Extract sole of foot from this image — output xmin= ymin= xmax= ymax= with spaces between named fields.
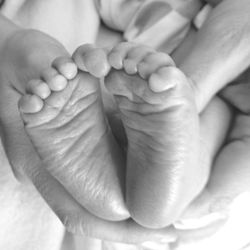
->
xmin=19 ymin=54 xmax=129 ymax=221
xmin=104 ymin=42 xmax=199 ymax=228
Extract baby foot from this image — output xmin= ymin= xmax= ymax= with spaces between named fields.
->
xmin=18 ymin=54 xmax=129 ymax=221
xmin=105 ymin=42 xmax=200 ymax=228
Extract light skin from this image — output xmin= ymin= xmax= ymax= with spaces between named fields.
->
xmin=56 ymin=40 xmax=234 ymax=233
xmin=104 ymin=0 xmax=250 ymax=231
xmin=98 ymin=0 xmax=250 ymax=232
xmin=170 ymin=0 xmax=250 ymax=243
xmin=0 ymin=0 xmax=157 ymax=244
xmin=1 ymin=0 xmax=250 ymax=247
xmin=172 ymin=68 xmax=250 ymax=249
xmin=16 ymin=38 xmax=235 ymax=245
xmin=19 ymin=42 xmax=199 ymax=230
xmin=0 ymin=19 xmax=177 ymax=243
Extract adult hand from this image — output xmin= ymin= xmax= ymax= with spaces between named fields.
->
xmin=157 ymin=0 xmax=250 ymax=225
xmin=171 ymin=74 xmax=250 ymax=249
xmin=162 ymin=0 xmax=250 ymax=244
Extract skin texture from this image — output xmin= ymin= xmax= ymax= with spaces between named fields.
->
xmin=154 ymin=1 xmax=250 ymax=243
xmin=104 ymin=42 xmax=199 ymax=228
xmin=0 ymin=2 xmax=176 ymax=244
xmin=0 ymin=28 xmax=178 ymax=243
xmin=71 ymin=43 xmax=229 ymax=231
xmin=16 ymin=38 xmax=234 ymax=243
xmin=98 ymin=0 xmax=250 ymax=226
xmin=165 ymin=1 xmax=250 ymax=246
xmin=18 ymin=55 xmax=128 ymax=221
xmin=18 ymin=39 xmax=235 ymax=243
xmin=1 ymin=0 xmax=250 ymax=248
xmin=89 ymin=0 xmax=250 ymax=234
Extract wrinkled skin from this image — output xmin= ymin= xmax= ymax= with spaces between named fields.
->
xmin=1 ymin=0 xmax=250 ymax=248
xmin=0 ymin=29 xmax=177 ymax=243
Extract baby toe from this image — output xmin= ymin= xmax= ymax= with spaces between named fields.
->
xmin=149 ymin=67 xmax=185 ymax=93
xmin=42 ymin=68 xmax=68 ymax=91
xmin=27 ymin=79 xmax=51 ymax=99
xmin=123 ymin=45 xmax=154 ymax=75
xmin=83 ymin=48 xmax=110 ymax=78
xmin=108 ymin=42 xmax=136 ymax=70
xmin=138 ymin=52 xmax=175 ymax=79
xmin=19 ymin=94 xmax=44 ymax=114
xmin=122 ymin=58 xmax=138 ymax=75
xmin=73 ymin=44 xmax=110 ymax=77
xmin=52 ymin=56 xmax=78 ymax=80
xmin=72 ymin=44 xmax=95 ymax=71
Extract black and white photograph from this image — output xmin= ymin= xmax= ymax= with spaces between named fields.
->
xmin=0 ymin=0 xmax=250 ymax=249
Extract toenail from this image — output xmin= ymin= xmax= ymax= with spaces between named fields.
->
xmin=123 ymin=59 xmax=137 ymax=74
xmin=108 ymin=52 xmax=123 ymax=69
xmin=49 ymin=75 xmax=67 ymax=91
xmin=38 ymin=84 xmax=51 ymax=98
xmin=62 ymin=63 xmax=78 ymax=79
xmin=19 ymin=95 xmax=43 ymax=113
xmin=149 ymin=72 xmax=176 ymax=93
xmin=83 ymin=50 xmax=110 ymax=77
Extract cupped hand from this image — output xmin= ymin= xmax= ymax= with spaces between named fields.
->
xmin=0 ymin=29 xmax=176 ymax=244
xmin=172 ymin=73 xmax=250 ymax=249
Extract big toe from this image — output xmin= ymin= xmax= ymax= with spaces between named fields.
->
xmin=73 ymin=44 xmax=110 ymax=78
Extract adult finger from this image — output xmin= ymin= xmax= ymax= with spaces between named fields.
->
xmin=0 ymin=82 xmax=177 ymax=244
xmin=187 ymin=96 xmax=232 ymax=198
xmin=173 ymin=114 xmax=250 ymax=250
xmin=171 ymin=97 xmax=232 ymax=227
